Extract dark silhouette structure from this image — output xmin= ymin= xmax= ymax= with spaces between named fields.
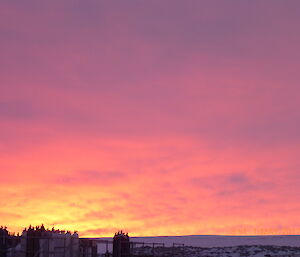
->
xmin=21 ymin=225 xmax=80 ymax=257
xmin=0 ymin=227 xmax=9 ymax=257
xmin=0 ymin=227 xmax=20 ymax=257
xmin=80 ymin=239 xmax=98 ymax=257
xmin=24 ymin=225 xmax=42 ymax=257
xmin=113 ymin=231 xmax=130 ymax=257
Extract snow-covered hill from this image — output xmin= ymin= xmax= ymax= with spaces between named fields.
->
xmin=98 ymin=235 xmax=300 ymax=248
xmin=96 ymin=235 xmax=300 ymax=256
xmin=132 ymin=245 xmax=300 ymax=257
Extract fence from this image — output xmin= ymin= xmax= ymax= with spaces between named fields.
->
xmin=1 ymin=236 xmax=187 ymax=257
xmin=3 ymin=235 xmax=300 ymax=257
xmin=94 ymin=239 xmax=185 ymax=257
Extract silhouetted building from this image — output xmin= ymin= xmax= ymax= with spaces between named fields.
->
xmin=24 ymin=225 xmax=41 ymax=257
xmin=0 ymin=227 xmax=9 ymax=257
xmin=1 ymin=225 xmax=99 ymax=257
xmin=20 ymin=225 xmax=79 ymax=257
xmin=80 ymin=239 xmax=98 ymax=257
xmin=0 ymin=227 xmax=20 ymax=257
xmin=113 ymin=231 xmax=130 ymax=257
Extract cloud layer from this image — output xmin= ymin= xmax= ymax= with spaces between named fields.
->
xmin=1 ymin=0 xmax=300 ymax=236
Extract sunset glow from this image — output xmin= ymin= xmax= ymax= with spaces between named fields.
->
xmin=1 ymin=1 xmax=300 ymax=237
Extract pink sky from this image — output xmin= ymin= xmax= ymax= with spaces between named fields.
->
xmin=1 ymin=0 xmax=300 ymax=237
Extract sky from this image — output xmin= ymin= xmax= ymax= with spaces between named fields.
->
xmin=1 ymin=0 xmax=300 ymax=237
